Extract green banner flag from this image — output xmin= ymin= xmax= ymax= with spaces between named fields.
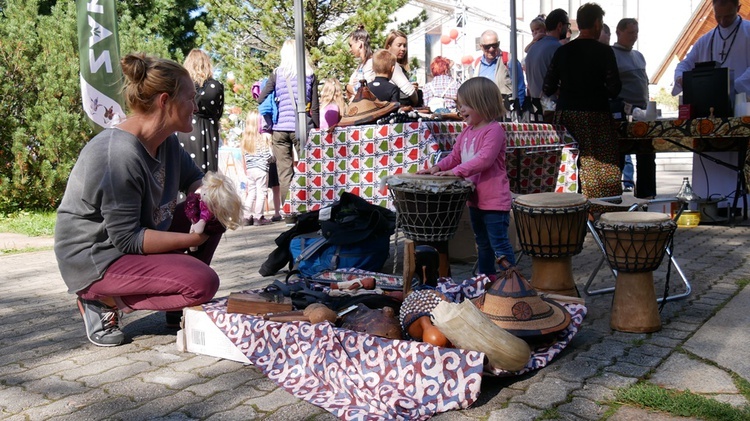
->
xmin=76 ymin=0 xmax=125 ymax=131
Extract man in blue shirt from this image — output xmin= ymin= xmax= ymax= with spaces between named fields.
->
xmin=525 ymin=9 xmax=569 ymax=121
xmin=475 ymin=30 xmax=526 ymax=113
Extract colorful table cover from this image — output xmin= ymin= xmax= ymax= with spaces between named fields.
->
xmin=283 ymin=121 xmax=579 ymax=214
xmin=617 ymin=116 xmax=750 ymax=200
xmin=202 ymin=273 xmax=587 ymax=420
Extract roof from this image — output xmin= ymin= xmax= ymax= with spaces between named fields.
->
xmin=652 ymin=0 xmax=750 ymax=84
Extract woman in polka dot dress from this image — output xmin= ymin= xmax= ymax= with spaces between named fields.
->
xmin=177 ymin=49 xmax=224 ymax=172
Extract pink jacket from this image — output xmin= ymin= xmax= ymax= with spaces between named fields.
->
xmin=436 ymin=122 xmax=512 ymax=211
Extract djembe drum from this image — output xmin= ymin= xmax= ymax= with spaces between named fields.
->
xmin=385 ymin=174 xmax=474 ymax=278
xmin=595 ymin=212 xmax=676 ymax=333
xmin=512 ymin=192 xmax=590 ymax=297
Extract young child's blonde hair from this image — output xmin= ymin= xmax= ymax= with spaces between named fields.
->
xmin=456 ymin=77 xmax=506 ymax=122
xmin=319 ymin=78 xmax=346 ymax=115
xmin=240 ymin=110 xmax=272 ymax=155
xmin=200 ymin=171 xmax=243 ymax=230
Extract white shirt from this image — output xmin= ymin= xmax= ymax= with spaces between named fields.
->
xmin=673 ymin=16 xmax=750 ymax=95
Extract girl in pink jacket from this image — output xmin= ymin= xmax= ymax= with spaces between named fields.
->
xmin=420 ymin=77 xmax=515 ymax=278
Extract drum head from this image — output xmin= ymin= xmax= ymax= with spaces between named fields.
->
xmin=515 ymin=192 xmax=587 ymax=208
xmin=389 ymin=173 xmax=463 ymax=183
xmin=599 ymin=212 xmax=672 ymax=226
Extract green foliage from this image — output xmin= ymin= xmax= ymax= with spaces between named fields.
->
xmin=615 ymin=382 xmax=750 ymax=421
xmin=654 ymin=86 xmax=679 ymax=112
xmin=0 ymin=0 xmax=91 ymax=212
xmin=0 ymin=210 xmax=56 ymax=237
xmin=0 ymin=0 xmax=206 ymax=212
xmin=116 ymin=0 xmax=209 ymax=60
xmin=197 ymin=0 xmax=408 ymax=111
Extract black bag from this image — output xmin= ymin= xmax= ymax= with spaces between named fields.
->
xmin=259 ymin=192 xmax=396 ymax=276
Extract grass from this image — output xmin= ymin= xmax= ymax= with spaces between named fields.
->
xmin=0 ymin=210 xmax=56 ymax=237
xmin=615 ymin=382 xmax=750 ymax=421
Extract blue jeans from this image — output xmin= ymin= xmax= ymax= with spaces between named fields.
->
xmin=469 ymin=207 xmax=516 ymax=276
xmin=622 ymin=155 xmax=634 ymax=188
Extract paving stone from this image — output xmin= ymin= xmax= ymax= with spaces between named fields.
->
xmin=243 ymin=387 xmax=300 ymax=412
xmin=141 ymin=367 xmax=212 ymax=390
xmin=604 ymin=362 xmax=652 ymax=379
xmin=572 ymin=382 xmax=619 ymax=402
xmin=558 ymin=396 xmax=609 ymax=420
xmin=608 ymin=404 xmax=703 ymax=420
xmin=509 ymin=377 xmax=580 ymax=408
xmin=79 ymin=360 xmax=153 ymax=388
xmin=184 ymin=369 xmax=262 ymax=397
xmin=46 ymin=395 xmax=138 ymax=421
xmin=486 ymin=403 xmax=542 ymax=420
xmin=202 ymin=404 xmax=260 ymax=421
xmin=619 ymin=349 xmax=666 ymax=367
xmin=20 ymin=389 xmax=111 ymax=420
xmin=22 ymin=375 xmax=90 ymax=400
xmin=579 ymin=339 xmax=628 ymax=363
xmin=631 ymin=343 xmax=674 ymax=359
xmin=0 ymin=385 xmax=51 ymax=415
xmin=546 ymin=358 xmax=602 ymax=382
xmin=709 ymin=393 xmax=749 ymax=408
xmin=115 ymin=390 xmax=201 ymax=420
xmin=104 ymin=377 xmax=182 ymax=401
xmin=650 ymin=353 xmax=738 ymax=394
xmin=178 ymin=383 xmax=264 ymax=419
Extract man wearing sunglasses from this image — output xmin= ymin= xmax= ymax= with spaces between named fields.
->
xmin=475 ymin=30 xmax=526 ymax=115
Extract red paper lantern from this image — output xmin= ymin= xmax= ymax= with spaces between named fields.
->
xmin=461 ymin=55 xmax=474 ymax=65
xmin=440 ymin=34 xmax=451 ymax=45
xmin=449 ymin=28 xmax=459 ymax=40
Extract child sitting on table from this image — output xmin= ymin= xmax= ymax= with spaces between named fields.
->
xmin=418 ymin=77 xmax=515 ymax=279
xmin=319 ymin=78 xmax=346 ymax=130
xmin=368 ymin=50 xmax=400 ymax=103
xmin=240 ymin=110 xmax=275 ymax=226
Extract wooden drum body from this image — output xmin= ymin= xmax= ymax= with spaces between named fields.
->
xmin=595 ymin=212 xmax=676 ymax=333
xmin=512 ymin=193 xmax=590 ymax=297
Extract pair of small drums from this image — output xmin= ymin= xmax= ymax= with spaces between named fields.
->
xmin=513 ymin=193 xmax=675 ymax=333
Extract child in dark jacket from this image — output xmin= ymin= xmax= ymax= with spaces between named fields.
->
xmin=368 ymin=49 xmax=400 ymax=103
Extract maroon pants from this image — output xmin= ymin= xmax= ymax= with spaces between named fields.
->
xmin=78 ymin=202 xmax=222 ymax=312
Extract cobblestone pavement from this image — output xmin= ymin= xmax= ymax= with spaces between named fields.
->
xmin=1 ymin=214 xmax=749 ymax=420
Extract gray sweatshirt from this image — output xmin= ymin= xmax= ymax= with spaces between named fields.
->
xmin=54 ymin=128 xmax=203 ymax=293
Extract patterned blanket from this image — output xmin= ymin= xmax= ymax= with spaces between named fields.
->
xmin=202 ymin=275 xmax=586 ymax=420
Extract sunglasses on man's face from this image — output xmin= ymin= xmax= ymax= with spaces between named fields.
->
xmin=481 ymin=42 xmax=500 ymax=50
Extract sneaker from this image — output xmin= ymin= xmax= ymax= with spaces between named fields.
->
xmin=254 ymin=216 xmax=271 ymax=226
xmin=77 ymin=298 xmax=125 ymax=347
xmin=242 ymin=217 xmax=254 ymax=226
xmin=270 ymin=215 xmax=283 ymax=222
xmin=165 ymin=311 xmax=182 ymax=329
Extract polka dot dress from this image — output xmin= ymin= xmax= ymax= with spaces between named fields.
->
xmin=176 ymin=78 xmax=224 ymax=172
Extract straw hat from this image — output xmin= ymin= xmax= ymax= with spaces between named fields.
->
xmin=338 ymin=82 xmax=399 ymax=127
xmin=473 ymin=259 xmax=571 ymax=337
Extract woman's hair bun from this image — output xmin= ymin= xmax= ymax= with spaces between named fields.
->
xmin=356 ymin=24 xmax=365 ymax=31
xmin=121 ymin=53 xmax=149 ymax=84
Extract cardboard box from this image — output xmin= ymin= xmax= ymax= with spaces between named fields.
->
xmin=448 ymin=207 xmax=477 ymax=263
xmin=448 ymin=207 xmax=520 ymax=263
xmin=176 ymin=306 xmax=251 ymax=364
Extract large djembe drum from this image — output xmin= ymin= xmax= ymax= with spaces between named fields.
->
xmin=595 ymin=212 xmax=676 ymax=333
xmin=512 ymin=192 xmax=590 ymax=297
xmin=385 ymin=174 xmax=474 ymax=279
xmin=385 ymin=174 xmax=474 ymax=242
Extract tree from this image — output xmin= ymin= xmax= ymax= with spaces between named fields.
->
xmin=196 ymin=0 xmax=408 ymax=111
xmin=0 ymin=0 xmax=210 ymax=212
xmin=0 ymin=0 xmax=89 ymax=211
